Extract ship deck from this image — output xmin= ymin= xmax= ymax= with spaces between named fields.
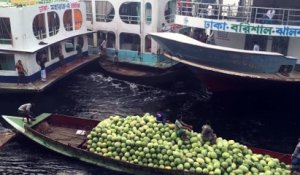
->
xmin=0 ymin=55 xmax=99 ymax=93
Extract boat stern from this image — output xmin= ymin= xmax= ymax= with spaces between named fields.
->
xmin=1 ymin=113 xmax=51 ymax=133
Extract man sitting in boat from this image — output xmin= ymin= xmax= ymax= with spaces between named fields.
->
xmin=292 ymin=138 xmax=300 ymax=174
xmin=201 ymin=122 xmax=217 ymax=144
xmin=156 ymin=112 xmax=167 ymax=124
xmin=175 ymin=115 xmax=193 ymax=142
xmin=18 ymin=103 xmax=35 ymax=123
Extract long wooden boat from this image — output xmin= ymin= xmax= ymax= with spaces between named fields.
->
xmin=1 ymin=113 xmax=292 ymax=174
xmin=98 ymin=57 xmax=185 ymax=87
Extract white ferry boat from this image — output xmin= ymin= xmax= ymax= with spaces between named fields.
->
xmin=150 ymin=0 xmax=300 ymax=92
xmin=0 ymin=0 xmax=92 ymax=86
xmin=80 ymin=0 xmax=182 ymax=85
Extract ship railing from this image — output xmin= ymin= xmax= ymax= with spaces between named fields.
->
xmin=177 ymin=1 xmax=300 ymax=26
xmin=0 ymin=38 xmax=12 ymax=45
xmin=33 ymin=30 xmax=47 ymax=40
xmin=95 ymin=14 xmax=114 ymax=22
xmin=165 ymin=14 xmax=175 ymax=23
xmin=86 ymin=13 xmax=92 ymax=22
xmin=64 ymin=23 xmax=73 ymax=31
xmin=119 ymin=15 xmax=140 ymax=24
xmin=49 ymin=26 xmax=59 ymax=36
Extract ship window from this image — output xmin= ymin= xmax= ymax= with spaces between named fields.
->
xmin=33 ymin=14 xmax=47 ymax=40
xmin=271 ymin=36 xmax=289 ymax=56
xmin=97 ymin=31 xmax=116 ymax=49
xmin=119 ymin=2 xmax=140 ymax=24
xmin=0 ymin=53 xmax=15 ymax=70
xmin=120 ymin=33 xmax=140 ymax=51
xmin=50 ymin=43 xmax=61 ymax=60
xmin=95 ymin=1 xmax=115 ymax=22
xmin=74 ymin=9 xmax=83 ymax=30
xmin=145 ymin=3 xmax=152 ymax=24
xmin=48 ymin=12 xmax=60 ymax=37
xmin=65 ymin=38 xmax=75 ymax=52
xmin=165 ymin=0 xmax=176 ymax=23
xmin=145 ymin=35 xmax=151 ymax=52
xmin=0 ymin=18 xmax=12 ymax=45
xmin=85 ymin=0 xmax=93 ymax=21
xmin=63 ymin=9 xmax=73 ymax=31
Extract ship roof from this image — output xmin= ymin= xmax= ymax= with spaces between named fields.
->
xmin=0 ymin=30 xmax=94 ymax=53
xmin=0 ymin=0 xmax=78 ymax=7
xmin=151 ymin=32 xmax=284 ymax=56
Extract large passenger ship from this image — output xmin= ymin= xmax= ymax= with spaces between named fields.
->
xmin=150 ymin=0 xmax=300 ymax=92
xmin=81 ymin=0 xmax=179 ymax=72
xmin=0 ymin=0 xmax=91 ymax=85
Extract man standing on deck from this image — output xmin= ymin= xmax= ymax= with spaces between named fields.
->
xmin=18 ymin=103 xmax=35 ymax=123
xmin=15 ymin=60 xmax=27 ymax=85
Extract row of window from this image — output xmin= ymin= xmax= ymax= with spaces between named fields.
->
xmin=0 ymin=9 xmax=83 ymax=45
xmin=85 ymin=1 xmax=176 ymax=24
xmin=94 ymin=31 xmax=151 ymax=52
xmin=0 ymin=36 xmax=84 ymax=71
xmin=33 ymin=9 xmax=83 ymax=40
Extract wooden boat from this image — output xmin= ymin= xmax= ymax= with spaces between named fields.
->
xmin=98 ymin=57 xmax=185 ymax=87
xmin=1 ymin=113 xmax=291 ymax=174
xmin=0 ymin=131 xmax=15 ymax=149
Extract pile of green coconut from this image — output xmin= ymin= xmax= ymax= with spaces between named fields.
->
xmin=86 ymin=113 xmax=290 ymax=174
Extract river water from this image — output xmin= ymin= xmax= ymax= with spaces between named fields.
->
xmin=0 ymin=65 xmax=299 ymax=174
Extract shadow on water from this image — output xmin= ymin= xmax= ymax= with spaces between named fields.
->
xmin=0 ymin=63 xmax=299 ymax=174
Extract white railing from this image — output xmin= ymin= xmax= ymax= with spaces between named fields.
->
xmin=95 ymin=14 xmax=114 ymax=22
xmin=177 ymin=1 xmax=300 ymax=26
xmin=119 ymin=15 xmax=140 ymax=24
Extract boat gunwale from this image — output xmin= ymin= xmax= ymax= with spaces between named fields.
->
xmin=164 ymin=53 xmax=300 ymax=82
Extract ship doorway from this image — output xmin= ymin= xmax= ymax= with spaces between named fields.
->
xmin=244 ymin=34 xmax=268 ymax=51
xmin=271 ymin=36 xmax=289 ymax=55
xmin=97 ymin=31 xmax=116 ymax=49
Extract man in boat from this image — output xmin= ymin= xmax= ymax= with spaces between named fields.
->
xmin=201 ymin=121 xmax=217 ymax=144
xmin=175 ymin=115 xmax=193 ymax=142
xmin=291 ymin=138 xmax=300 ymax=174
xmin=156 ymin=112 xmax=167 ymax=124
xmin=15 ymin=60 xmax=27 ymax=85
xmin=18 ymin=103 xmax=35 ymax=123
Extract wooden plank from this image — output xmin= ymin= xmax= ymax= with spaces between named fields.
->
xmin=44 ymin=126 xmax=86 ymax=146
xmin=0 ymin=131 xmax=16 ymax=148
